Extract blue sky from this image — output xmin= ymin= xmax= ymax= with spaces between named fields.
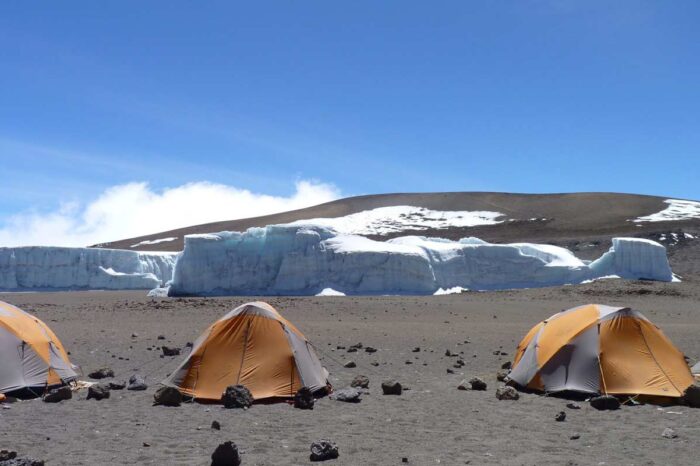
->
xmin=1 ymin=1 xmax=699 ymax=245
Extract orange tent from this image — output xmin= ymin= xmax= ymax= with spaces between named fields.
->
xmin=162 ymin=301 xmax=329 ymax=402
xmin=509 ymin=304 xmax=693 ymax=398
xmin=0 ymin=301 xmax=78 ymax=395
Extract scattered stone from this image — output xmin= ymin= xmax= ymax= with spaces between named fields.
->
xmin=153 ymin=386 xmax=182 ymax=406
xmin=127 ymin=374 xmax=148 ymax=391
xmin=370 ymin=362 xmax=379 ymax=367
xmin=143 ymin=443 xmax=151 ymax=447
xmin=589 ymin=395 xmax=620 ymax=410
xmin=350 ymin=343 xmax=363 ymax=350
xmin=161 ymin=346 xmax=181 ymax=356
xmin=501 ymin=361 xmax=512 ymax=370
xmin=402 ymin=458 xmax=408 ymax=463
xmin=157 ymin=335 xmax=166 ymax=340
xmin=131 ymin=333 xmax=139 ymax=338
xmin=681 ymin=384 xmax=700 ymax=408
xmin=310 ymin=439 xmax=339 ymax=462
xmin=222 ymin=385 xmax=253 ymax=409
xmin=43 ymin=386 xmax=72 ymax=403
xmin=365 ymin=346 xmax=377 ymax=353
xmin=88 ymin=367 xmax=114 ymax=379
xmin=211 ymin=420 xmax=221 ymax=430
xmin=566 ymin=402 xmax=581 ymax=410
xmin=570 ymin=433 xmax=581 ymax=440
xmin=0 ymin=450 xmax=44 ymax=466
xmin=446 ymin=369 xmax=454 ymax=374
xmin=495 ymin=386 xmax=519 ymax=400
xmin=294 ymin=387 xmax=315 ymax=410
xmin=469 ymin=377 xmax=487 ymax=391
xmin=87 ymin=384 xmax=111 ymax=401
xmin=330 ymin=387 xmax=361 ymax=403
xmin=185 ymin=342 xmax=193 ymax=348
xmin=662 ymin=428 xmax=677 ymax=439
xmin=350 ymin=375 xmax=369 ymax=389
xmin=412 ymin=347 xmax=420 ymax=352
xmin=457 ymin=381 xmax=469 ymax=391
xmin=496 ymin=370 xmax=509 ymax=382
xmin=343 ymin=361 xmax=356 ymax=368
xmin=346 ymin=347 xmax=358 ymax=353
xmin=445 ymin=349 xmax=455 ymax=357
xmin=381 ymin=380 xmax=402 ymax=395
xmin=108 ymin=381 xmax=126 ymax=390
xmin=555 ymin=411 xmax=566 ymax=422
xmin=211 ymin=441 xmax=241 ymax=466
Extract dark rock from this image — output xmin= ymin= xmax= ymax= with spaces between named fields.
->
xmin=681 ymin=384 xmax=700 ymax=408
xmin=310 ymin=439 xmax=339 ymax=462
xmin=211 ymin=441 xmax=241 ymax=466
xmin=350 ymin=375 xmax=369 ymax=389
xmin=0 ymin=450 xmax=44 ymax=466
xmin=501 ymin=361 xmax=512 ymax=370
xmin=566 ymin=402 xmax=581 ymax=410
xmin=589 ymin=395 xmax=620 ymax=410
xmin=381 ymin=380 xmax=402 ymax=395
xmin=157 ymin=335 xmax=166 ymax=340
xmin=162 ymin=346 xmax=181 ymax=357
xmin=87 ymin=384 xmax=111 ymax=401
xmin=0 ymin=450 xmax=16 ymax=461
xmin=127 ymin=374 xmax=148 ymax=391
xmin=469 ymin=377 xmax=487 ymax=391
xmin=495 ymin=386 xmax=519 ymax=400
xmin=346 ymin=347 xmax=358 ymax=353
xmin=349 ymin=343 xmax=363 ymax=350
xmin=445 ymin=349 xmax=455 ymax=357
xmin=446 ymin=369 xmax=454 ymax=374
xmin=108 ymin=381 xmax=126 ymax=390
xmin=496 ymin=370 xmax=509 ymax=382
xmin=88 ymin=367 xmax=114 ymax=379
xmin=412 ymin=347 xmax=420 ymax=352
xmin=343 ymin=361 xmax=356 ymax=368
xmin=185 ymin=342 xmax=193 ymax=348
xmin=294 ymin=387 xmax=315 ymax=410
xmin=662 ymin=428 xmax=677 ymax=439
xmin=370 ymin=362 xmax=379 ymax=367
xmin=555 ymin=411 xmax=566 ymax=422
xmin=570 ymin=433 xmax=581 ymax=440
xmin=221 ymin=385 xmax=253 ymax=409
xmin=365 ymin=346 xmax=377 ymax=353
xmin=153 ymin=386 xmax=182 ymax=406
xmin=330 ymin=387 xmax=361 ymax=403
xmin=43 ymin=386 xmax=72 ymax=403
xmin=211 ymin=420 xmax=221 ymax=430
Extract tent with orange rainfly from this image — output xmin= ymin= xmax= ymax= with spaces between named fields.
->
xmin=0 ymin=301 xmax=78 ymax=396
xmin=509 ymin=304 xmax=694 ymax=400
xmin=162 ymin=301 xmax=330 ymax=402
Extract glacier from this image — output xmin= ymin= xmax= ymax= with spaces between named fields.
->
xmin=0 ymin=247 xmax=177 ymax=291
xmin=168 ymin=225 xmax=675 ymax=296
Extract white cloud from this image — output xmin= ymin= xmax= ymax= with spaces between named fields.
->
xmin=0 ymin=180 xmax=341 ymax=247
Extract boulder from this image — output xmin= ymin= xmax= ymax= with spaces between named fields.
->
xmin=211 ymin=441 xmax=241 ymax=466
xmin=555 ymin=411 xmax=566 ymax=422
xmin=681 ymin=383 xmax=700 ymax=408
xmin=501 ymin=361 xmax=512 ymax=370
xmin=221 ymin=385 xmax=253 ymax=409
xmin=88 ymin=367 xmax=114 ymax=379
xmin=43 ymin=386 xmax=72 ymax=403
xmin=162 ymin=346 xmax=181 ymax=357
xmin=310 ymin=439 xmax=339 ymax=462
xmin=108 ymin=381 xmax=126 ymax=390
xmin=589 ymin=395 xmax=620 ymax=410
xmin=662 ymin=428 xmax=678 ymax=439
xmin=127 ymin=374 xmax=148 ymax=391
xmin=469 ymin=377 xmax=487 ymax=391
xmin=381 ymin=380 xmax=402 ymax=395
xmin=343 ymin=361 xmax=356 ymax=368
xmin=153 ymin=386 xmax=182 ymax=407
xmin=87 ymin=384 xmax=111 ymax=401
xmin=350 ymin=375 xmax=369 ymax=389
xmin=211 ymin=420 xmax=221 ymax=430
xmin=495 ymin=386 xmax=519 ymax=400
xmin=496 ymin=370 xmax=509 ymax=382
xmin=330 ymin=387 xmax=361 ymax=403
xmin=294 ymin=387 xmax=315 ymax=410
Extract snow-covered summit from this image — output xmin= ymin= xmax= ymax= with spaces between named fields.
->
xmin=285 ymin=206 xmax=505 ymax=235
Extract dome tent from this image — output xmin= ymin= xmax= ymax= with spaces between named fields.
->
xmin=0 ymin=301 xmax=78 ymax=396
xmin=509 ymin=304 xmax=693 ymax=399
xmin=163 ymin=301 xmax=330 ymax=402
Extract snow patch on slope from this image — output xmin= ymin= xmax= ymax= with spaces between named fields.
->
xmin=286 ymin=206 xmax=505 ymax=235
xmin=633 ymin=199 xmax=700 ymax=222
xmin=131 ymin=237 xmax=178 ymax=248
xmin=168 ymin=226 xmax=675 ymax=296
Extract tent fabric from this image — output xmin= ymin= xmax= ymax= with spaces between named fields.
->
xmin=509 ymin=304 xmax=693 ymax=397
xmin=163 ymin=301 xmax=330 ymax=402
xmin=0 ymin=300 xmax=78 ymax=394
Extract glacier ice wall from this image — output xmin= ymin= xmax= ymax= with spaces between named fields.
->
xmin=168 ymin=226 xmax=675 ymax=296
xmin=0 ymin=247 xmax=177 ymax=291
